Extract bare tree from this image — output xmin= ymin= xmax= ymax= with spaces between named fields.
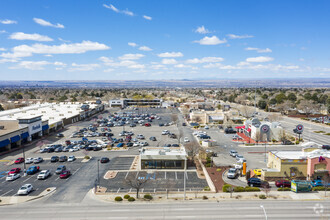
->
xmin=194 ymin=116 xmax=202 ymax=124
xmin=261 ymin=184 xmax=271 ymax=197
xmin=185 ymin=142 xmax=200 ymax=160
xmin=239 ymin=105 xmax=254 ymax=118
xmin=171 ymin=113 xmax=179 ymax=126
xmin=298 ymin=100 xmax=316 ymax=118
xmin=322 ymin=173 xmax=330 ymax=197
xmin=268 ymin=113 xmax=281 ymax=122
xmin=278 ymin=129 xmax=287 ymax=143
xmin=255 ymin=130 xmax=262 ymax=145
xmin=125 ymin=172 xmax=149 ymax=198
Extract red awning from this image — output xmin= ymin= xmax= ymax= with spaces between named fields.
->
xmin=235 ymin=125 xmax=245 ymax=129
xmin=247 ymin=128 xmax=251 ymax=132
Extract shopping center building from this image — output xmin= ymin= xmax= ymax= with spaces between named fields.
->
xmin=0 ymin=102 xmax=104 ymax=153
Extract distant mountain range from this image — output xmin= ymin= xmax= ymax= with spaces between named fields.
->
xmin=0 ymin=78 xmax=329 ymax=88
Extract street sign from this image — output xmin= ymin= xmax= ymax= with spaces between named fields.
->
xmin=296 ymin=124 xmax=304 ymax=133
xmin=260 ymin=124 xmax=270 ymax=133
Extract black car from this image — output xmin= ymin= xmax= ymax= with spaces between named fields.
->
xmin=126 ymin=142 xmax=133 ymax=147
xmin=182 ymin=123 xmax=186 ymax=126
xmin=54 ymin=147 xmax=63 ymax=152
xmin=159 ymin=123 xmax=164 ymax=127
xmin=149 ymin=136 xmax=157 ymax=141
xmin=282 ymin=140 xmax=294 ymax=145
xmin=100 ymin=157 xmax=110 ymax=163
xmin=51 ymin=156 xmax=59 ymax=162
xmin=172 ymin=144 xmax=179 ymax=147
xmin=247 ymin=178 xmax=270 ymax=188
xmin=59 ymin=156 xmax=68 ymax=162
xmin=47 ymin=148 xmax=55 ymax=153
xmin=322 ymin=145 xmax=330 ymax=150
xmin=93 ymin=146 xmax=102 ymax=151
xmin=169 ymin=133 xmax=177 ymax=138
xmin=225 ymin=128 xmax=237 ymax=134
xmin=130 ymin=124 xmax=136 ymax=127
xmin=57 ymin=133 xmax=64 ymax=137
xmin=200 ymin=135 xmax=211 ymax=139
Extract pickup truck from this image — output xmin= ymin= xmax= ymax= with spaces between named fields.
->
xmin=26 ymin=166 xmax=40 ymax=175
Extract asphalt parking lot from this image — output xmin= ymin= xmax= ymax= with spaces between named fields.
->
xmin=0 ymin=159 xmax=84 ymax=197
xmin=100 ymin=170 xmax=208 ymax=193
xmin=108 ymin=156 xmax=135 ymax=170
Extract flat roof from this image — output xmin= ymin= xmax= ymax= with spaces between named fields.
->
xmin=0 ymin=120 xmax=24 ymax=136
xmin=140 ymin=147 xmax=187 ymax=160
xmin=271 ymin=149 xmax=330 ymax=160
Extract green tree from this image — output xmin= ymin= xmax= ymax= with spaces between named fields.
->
xmin=261 ymin=94 xmax=268 ymax=99
xmin=30 ymin=93 xmax=36 ymax=99
xmin=311 ymin=93 xmax=319 ymax=102
xmin=275 ymin=93 xmax=287 ymax=104
xmin=258 ymin=100 xmax=267 ymax=109
xmin=304 ymin=92 xmax=312 ymax=100
xmin=58 ymin=95 xmax=68 ymax=102
xmin=0 ymin=104 xmax=4 ymax=111
xmin=287 ymin=93 xmax=297 ymax=102
xmin=269 ymin=98 xmax=277 ymax=105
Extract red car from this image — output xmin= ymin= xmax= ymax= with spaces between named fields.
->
xmin=60 ymin=170 xmax=71 ymax=179
xmin=275 ymin=179 xmax=291 ymax=188
xmin=14 ymin=157 xmax=24 ymax=164
xmin=144 ymin=123 xmax=151 ymax=127
xmin=8 ymin=168 xmax=21 ymax=174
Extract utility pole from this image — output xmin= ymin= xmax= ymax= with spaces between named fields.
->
xmin=97 ymin=159 xmax=100 ymax=186
xmin=22 ymin=145 xmax=27 ymax=176
xmin=254 ymin=86 xmax=257 ymax=114
xmin=183 ymin=158 xmax=187 ymax=200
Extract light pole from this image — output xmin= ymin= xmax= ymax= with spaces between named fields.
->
xmin=264 ymin=143 xmax=266 ymax=163
xmin=22 ymin=144 xmax=27 ymax=176
xmin=97 ymin=159 xmax=100 ymax=186
xmin=260 ymin=205 xmax=268 ymax=220
xmin=183 ymin=157 xmax=187 ymax=200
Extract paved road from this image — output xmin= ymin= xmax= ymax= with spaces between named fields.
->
xmin=1 ymin=198 xmax=328 ymax=219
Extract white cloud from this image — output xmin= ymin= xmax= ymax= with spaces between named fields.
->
xmin=194 ymin=36 xmax=227 ymax=45
xmin=33 ymin=18 xmax=64 ymax=28
xmin=128 ymin=42 xmax=137 ymax=47
xmin=58 ymin=38 xmax=70 ymax=43
xmin=0 ymin=19 xmax=17 ymax=24
xmin=157 ymin=52 xmax=183 ymax=58
xmin=103 ymin=4 xmax=134 ymax=16
xmin=11 ymin=61 xmax=50 ymax=70
xmin=54 ymin=61 xmax=66 ymax=67
xmin=1 ymin=41 xmax=110 ymax=59
xmin=0 ymin=30 xmax=7 ymax=34
xmin=139 ymin=46 xmax=152 ymax=51
xmin=245 ymin=47 xmax=272 ymax=53
xmin=227 ymin=34 xmax=253 ymax=39
xmin=99 ymin=56 xmax=114 ymax=63
xmin=174 ymin=64 xmax=192 ymax=68
xmin=150 ymin=64 xmax=166 ymax=70
xmin=246 ymin=56 xmax=274 ymax=63
xmin=128 ymin=64 xmax=145 ymax=69
xmin=162 ymin=59 xmax=177 ymax=65
xmin=0 ymin=48 xmax=6 ymax=51
xmin=143 ymin=15 xmax=152 ymax=20
xmin=195 ymin=26 xmax=210 ymax=34
xmin=119 ymin=53 xmax=145 ymax=60
xmin=68 ymin=63 xmax=100 ymax=71
xmin=104 ymin=68 xmax=114 ymax=72
xmin=44 ymin=54 xmax=53 ymax=57
xmin=0 ymin=58 xmax=18 ymax=63
xmin=186 ymin=57 xmax=224 ymax=64
xmin=9 ymin=32 xmax=53 ymax=42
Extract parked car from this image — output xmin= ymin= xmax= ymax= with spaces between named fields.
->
xmin=247 ymin=178 xmax=270 ymax=188
xmin=33 ymin=157 xmax=43 ymax=164
xmin=39 ymin=148 xmax=48 ymax=153
xmin=37 ymin=170 xmax=50 ymax=180
xmin=59 ymin=156 xmax=68 ymax=162
xmin=14 ymin=157 xmax=24 ymax=164
xmin=55 ymin=165 xmax=66 ymax=174
xmin=311 ymin=179 xmax=330 ymax=187
xmin=8 ymin=168 xmax=21 ymax=174
xmin=172 ymin=144 xmax=179 ymax=147
xmin=235 ymin=155 xmax=245 ymax=161
xmin=322 ymin=145 xmax=330 ymax=150
xmin=26 ymin=166 xmax=40 ymax=175
xmin=6 ymin=173 xmax=20 ymax=181
xmin=230 ymin=150 xmax=238 ymax=157
xmin=162 ymin=130 xmax=169 ymax=135
xmin=184 ymin=137 xmax=190 ymax=143
xmin=51 ymin=156 xmax=59 ymax=162
xmin=204 ymin=125 xmax=209 ymax=129
xmin=68 ymin=156 xmax=76 ymax=162
xmin=57 ymin=133 xmax=64 ymax=137
xmin=60 ymin=170 xmax=71 ymax=179
xmin=25 ymin=158 xmax=34 ymax=164
xmin=227 ymin=168 xmax=239 ymax=179
xmin=169 ymin=133 xmax=177 ymax=138
xmin=144 ymin=123 xmax=151 ymax=127
xmin=126 ymin=142 xmax=133 ymax=147
xmin=100 ymin=157 xmax=110 ymax=163
xmin=199 ymin=135 xmax=211 ymax=139
xmin=116 ymin=143 xmax=124 ymax=148
xmin=17 ymin=184 xmax=33 ymax=195
xmin=282 ymin=140 xmax=294 ymax=145
xmin=225 ymin=128 xmax=237 ymax=134
xmin=182 ymin=123 xmax=186 ymax=126
xmin=275 ymin=179 xmax=291 ymax=188
xmin=137 ymin=134 xmax=145 ymax=139
xmin=149 ymin=136 xmax=157 ymax=141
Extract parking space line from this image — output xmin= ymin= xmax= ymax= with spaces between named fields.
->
xmin=117 ymin=188 xmax=120 ymax=193
xmin=125 ymin=172 xmax=129 ymax=179
xmin=55 ymin=177 xmax=60 ymax=181
xmin=175 ymin=172 xmax=177 ymax=179
xmin=141 ymin=188 xmax=144 ymax=193
xmin=185 ymin=172 xmax=188 ymax=180
xmin=1 ymin=189 xmax=13 ymax=197
xmin=23 ymin=176 xmax=33 ymax=183
xmin=1 ymin=180 xmax=6 ymax=184
xmin=135 ymin=171 xmax=139 ymax=179
xmin=72 ymin=167 xmax=81 ymax=175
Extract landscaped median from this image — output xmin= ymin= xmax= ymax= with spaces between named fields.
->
xmin=0 ymin=187 xmax=56 ymax=206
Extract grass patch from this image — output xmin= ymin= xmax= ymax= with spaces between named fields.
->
xmin=314 ymin=131 xmax=325 ymax=133
xmin=324 ymin=133 xmax=330 ymax=136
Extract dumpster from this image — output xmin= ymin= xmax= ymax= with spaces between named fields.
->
xmin=291 ymin=180 xmax=312 ymax=193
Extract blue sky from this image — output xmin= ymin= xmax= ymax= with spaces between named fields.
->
xmin=0 ymin=0 xmax=329 ymax=80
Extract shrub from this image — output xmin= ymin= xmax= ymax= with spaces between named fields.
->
xmin=259 ymin=195 xmax=267 ymax=199
xmin=223 ymin=184 xmax=233 ymax=192
xmin=124 ymin=194 xmax=130 ymax=199
xmin=84 ymin=155 xmax=90 ymax=159
xmin=144 ymin=194 xmax=153 ymax=200
xmin=128 ymin=197 xmax=135 ymax=202
xmin=203 ymin=186 xmax=210 ymax=191
xmin=324 ymin=133 xmax=330 ymax=136
xmin=277 ymin=187 xmax=291 ymax=191
xmin=114 ymin=196 xmax=123 ymax=201
xmin=202 ymin=195 xmax=208 ymax=200
xmin=216 ymin=168 xmax=222 ymax=172
xmin=272 ymin=139 xmax=277 ymax=142
xmin=312 ymin=187 xmax=330 ymax=191
xmin=205 ymin=163 xmax=212 ymax=167
xmin=245 ymin=186 xmax=260 ymax=192
xmin=245 ymin=144 xmax=255 ymax=146
xmin=233 ymin=187 xmax=245 ymax=192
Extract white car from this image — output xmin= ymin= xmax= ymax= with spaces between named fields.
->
xmin=162 ymin=130 xmax=169 ymax=135
xmin=17 ymin=184 xmax=33 ymax=195
xmin=37 ymin=170 xmax=50 ymax=180
xmin=184 ymin=137 xmax=190 ymax=143
xmin=25 ymin=158 xmax=34 ymax=164
xmin=133 ymin=142 xmax=140 ymax=147
xmin=205 ymin=125 xmax=209 ymax=129
xmin=69 ymin=148 xmax=78 ymax=152
xmin=68 ymin=155 xmax=76 ymax=162
xmin=234 ymin=163 xmax=243 ymax=170
xmin=6 ymin=173 xmax=20 ymax=181
xmin=33 ymin=157 xmax=43 ymax=164
xmin=137 ymin=134 xmax=145 ymax=139
xmin=227 ymin=168 xmax=239 ymax=179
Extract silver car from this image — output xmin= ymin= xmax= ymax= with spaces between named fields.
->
xmin=227 ymin=168 xmax=239 ymax=179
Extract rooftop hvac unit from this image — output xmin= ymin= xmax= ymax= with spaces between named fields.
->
xmin=0 ymin=126 xmax=4 ymax=129
xmin=159 ymin=150 xmax=166 ymax=155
